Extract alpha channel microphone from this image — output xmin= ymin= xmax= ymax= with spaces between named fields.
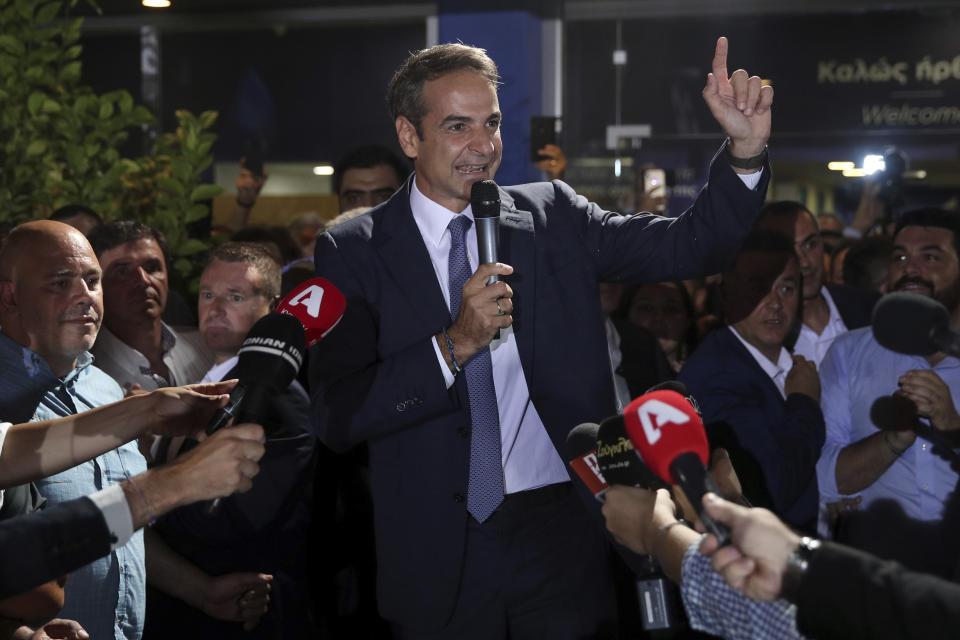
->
xmin=276 ymin=277 xmax=347 ymax=347
xmin=471 ymin=180 xmax=501 ymax=286
xmin=566 ymin=423 xmax=609 ymax=502
xmin=873 ymin=291 xmax=960 ymax=358
xmin=624 ymin=389 xmax=731 ymax=546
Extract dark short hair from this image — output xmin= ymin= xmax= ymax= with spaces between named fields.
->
xmin=894 ymin=208 xmax=960 ymax=258
xmin=842 ymin=236 xmax=893 ymax=292
xmin=387 ymin=43 xmax=500 ymax=139
xmin=88 ymin=220 xmax=169 ymax=267
xmin=206 ymin=242 xmax=281 ymax=301
xmin=50 ymin=204 xmax=102 ymax=225
xmin=333 ymin=145 xmax=408 ymax=194
xmin=727 ymin=229 xmax=796 ymax=273
xmin=755 ymin=200 xmax=817 ymax=231
xmin=231 ymin=226 xmax=301 ymax=265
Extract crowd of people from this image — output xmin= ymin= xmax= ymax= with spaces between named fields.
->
xmin=0 ymin=34 xmax=957 ymax=640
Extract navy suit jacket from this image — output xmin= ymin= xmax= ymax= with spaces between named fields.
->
xmin=0 ymin=496 xmax=110 ymax=599
xmin=679 ymin=327 xmax=825 ymax=531
xmin=310 ymin=147 xmax=769 ymax=629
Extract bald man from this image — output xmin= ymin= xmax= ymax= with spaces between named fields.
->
xmin=0 ymin=221 xmax=148 ymax=640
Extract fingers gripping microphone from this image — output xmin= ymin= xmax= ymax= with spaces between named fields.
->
xmin=566 ymin=423 xmax=609 ymax=501
xmin=872 ymin=291 xmax=960 ymax=358
xmin=276 ymin=277 xmax=347 ymax=347
xmin=624 ymin=390 xmax=731 ymax=546
xmin=870 ymin=395 xmax=960 ymax=467
xmin=471 ymin=180 xmax=501 ymax=286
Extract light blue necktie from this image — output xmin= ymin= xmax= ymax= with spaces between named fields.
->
xmin=447 ymin=214 xmax=504 ymax=523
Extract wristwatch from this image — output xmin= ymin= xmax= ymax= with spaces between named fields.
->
xmin=780 ymin=536 xmax=821 ymax=604
xmin=724 ymin=138 xmax=768 ymax=170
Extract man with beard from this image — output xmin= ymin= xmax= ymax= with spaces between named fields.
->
xmin=89 ymin=221 xmax=212 ymax=393
xmin=816 ymin=209 xmax=960 ymax=567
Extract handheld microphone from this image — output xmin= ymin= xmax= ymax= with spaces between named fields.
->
xmin=565 ymin=423 xmax=609 ymax=501
xmin=596 ymin=414 xmax=663 ymax=489
xmin=471 ymin=180 xmax=501 ymax=286
xmin=276 ymin=277 xmax=347 ymax=347
xmin=623 ymin=390 xmax=731 ymax=546
xmin=204 ymin=313 xmax=306 ymax=514
xmin=870 ymin=395 xmax=960 ymax=467
xmin=873 ymin=292 xmax=960 ymax=358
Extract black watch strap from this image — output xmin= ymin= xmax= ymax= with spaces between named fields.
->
xmin=725 ymin=138 xmax=768 ymax=170
xmin=781 ymin=536 xmax=821 ymax=604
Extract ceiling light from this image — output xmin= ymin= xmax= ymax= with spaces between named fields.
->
xmin=313 ymin=165 xmax=334 ymax=176
xmin=142 ymin=0 xmax=171 ymax=7
xmin=842 ymin=168 xmax=867 ymax=178
xmin=827 ymin=161 xmax=855 ymax=171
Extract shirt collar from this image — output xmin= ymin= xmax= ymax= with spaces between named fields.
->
xmin=410 ymin=175 xmax=475 ymax=250
xmin=820 ymin=286 xmax=847 ymax=331
xmin=728 ymin=326 xmax=793 ymax=382
xmin=203 ymin=355 xmax=239 ymax=384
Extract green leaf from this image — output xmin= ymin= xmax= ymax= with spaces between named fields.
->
xmin=27 ymin=91 xmax=45 ymax=116
xmin=185 ymin=203 xmax=208 ymax=222
xmin=199 ymin=110 xmax=218 ymax=129
xmin=24 ymin=66 xmax=44 ymax=81
xmin=26 ymin=140 xmax=47 ymax=155
xmin=177 ymin=238 xmax=209 ymax=256
xmin=189 ymin=184 xmax=222 ymax=202
xmin=35 ymin=2 xmax=63 ymax=24
xmin=117 ymin=91 xmax=133 ymax=114
xmin=41 ymin=98 xmax=61 ymax=113
xmin=156 ymin=177 xmax=184 ymax=196
xmin=0 ymin=35 xmax=25 ymax=57
xmin=173 ymin=257 xmax=193 ymax=276
xmin=59 ymin=61 xmax=81 ymax=83
xmin=98 ymin=101 xmax=113 ymax=119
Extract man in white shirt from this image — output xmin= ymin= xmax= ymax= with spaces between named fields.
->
xmin=89 ymin=221 xmax=212 ymax=392
xmin=755 ymin=201 xmax=879 ymax=368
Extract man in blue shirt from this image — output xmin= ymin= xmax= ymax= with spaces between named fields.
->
xmin=817 ymin=208 xmax=960 ymax=573
xmin=0 ymin=220 xmax=146 ymax=640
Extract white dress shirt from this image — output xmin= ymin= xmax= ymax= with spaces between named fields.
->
xmin=411 ymin=178 xmax=570 ymax=494
xmin=729 ymin=326 xmax=795 ymax=399
xmin=792 ymin=286 xmax=848 ymax=369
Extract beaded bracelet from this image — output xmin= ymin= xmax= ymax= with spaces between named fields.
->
xmin=442 ymin=327 xmax=461 ymax=374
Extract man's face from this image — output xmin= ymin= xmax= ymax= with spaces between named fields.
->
xmin=396 ymin=70 xmax=502 ymax=212
xmin=1 ymin=230 xmax=103 ymax=372
xmin=729 ymin=253 xmax=800 ymax=356
xmin=99 ymin=237 xmax=168 ymax=329
xmin=792 ymin=212 xmax=825 ymax=300
xmin=889 ymin=225 xmax=960 ymax=312
xmin=338 ymin=165 xmax=402 ymax=212
xmin=198 ymin=260 xmax=273 ymax=360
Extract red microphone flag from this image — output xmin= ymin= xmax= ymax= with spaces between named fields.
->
xmin=623 ymin=390 xmax=710 ymax=484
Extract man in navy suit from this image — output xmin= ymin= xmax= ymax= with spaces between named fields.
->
xmin=679 ymin=231 xmax=824 ymax=532
xmin=311 ymin=38 xmax=773 ymax=638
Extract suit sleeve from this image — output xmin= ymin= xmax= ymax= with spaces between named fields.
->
xmin=559 ymin=145 xmax=769 ymax=283
xmin=681 ymin=362 xmax=825 ymax=517
xmin=797 ymin=541 xmax=960 ymax=639
xmin=0 ymin=497 xmax=111 ymax=599
xmin=310 ymin=231 xmax=460 ymax=451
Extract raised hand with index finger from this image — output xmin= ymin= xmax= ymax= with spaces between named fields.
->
xmin=701 ymin=36 xmax=773 ymax=161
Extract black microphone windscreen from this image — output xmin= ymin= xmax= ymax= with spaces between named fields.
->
xmin=645 ymin=380 xmax=690 ymax=396
xmin=566 ymin=422 xmax=599 ymax=463
xmin=870 ymin=395 xmax=920 ymax=432
xmin=873 ymin=292 xmax=949 ymax=356
xmin=596 ymin=415 xmax=662 ymax=488
xmin=471 ymin=180 xmax=500 ymax=219
xmin=234 ymin=313 xmax=306 ymax=390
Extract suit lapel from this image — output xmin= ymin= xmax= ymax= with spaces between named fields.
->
xmin=498 ymin=190 xmax=536 ymax=372
xmin=374 ymin=179 xmax=452 ymax=333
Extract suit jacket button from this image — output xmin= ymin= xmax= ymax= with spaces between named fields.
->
xmin=395 ymin=402 xmax=406 ymax=413
xmin=457 ymin=427 xmax=469 ymax=438
xmin=453 ymin=492 xmax=465 ymax=503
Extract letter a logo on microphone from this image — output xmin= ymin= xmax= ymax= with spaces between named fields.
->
xmin=636 ymin=399 xmax=690 ymax=445
xmin=288 ymin=285 xmax=325 ymax=319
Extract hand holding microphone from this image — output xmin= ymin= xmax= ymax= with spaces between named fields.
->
xmin=624 ymin=389 xmax=732 ymax=546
